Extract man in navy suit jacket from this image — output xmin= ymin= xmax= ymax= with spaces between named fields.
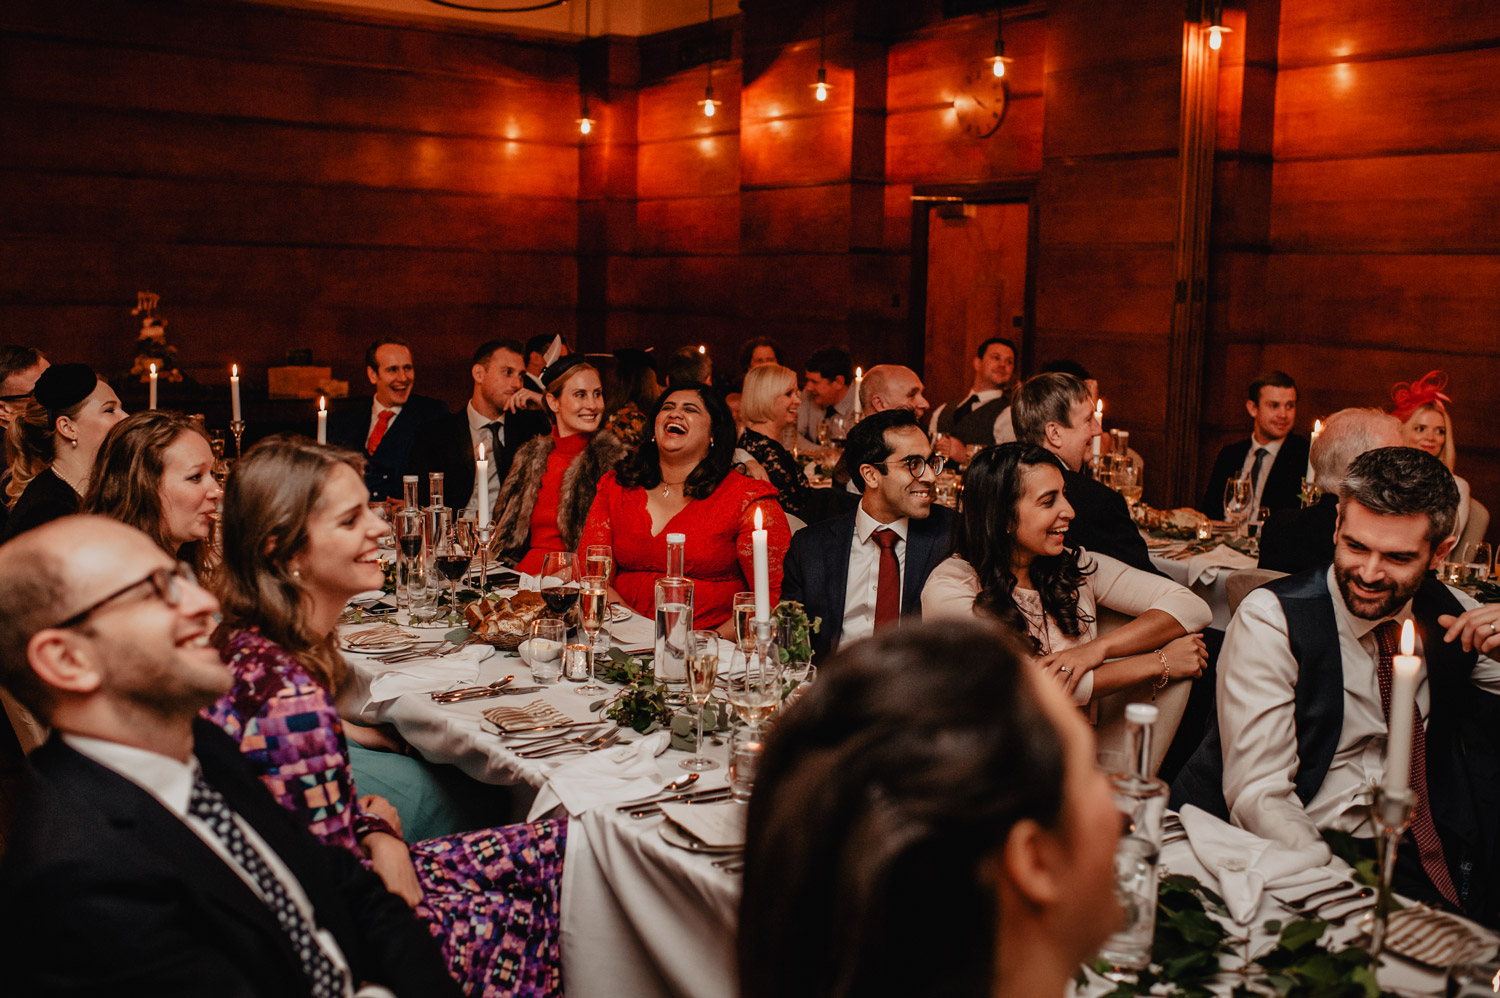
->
xmin=782 ymin=409 xmax=954 ymax=663
xmin=1202 ymin=370 xmax=1309 ymax=520
xmin=327 ymin=337 xmax=449 ymax=501
xmin=0 ymin=517 xmax=459 ymax=995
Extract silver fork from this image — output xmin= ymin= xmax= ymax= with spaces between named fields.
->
xmin=518 ymin=730 xmax=621 ymax=760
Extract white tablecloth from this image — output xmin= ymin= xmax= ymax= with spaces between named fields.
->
xmin=1149 ymin=541 xmax=1255 ymax=629
xmin=338 ymin=611 xmax=1465 ymax=998
xmin=338 ymin=610 xmax=742 ymax=998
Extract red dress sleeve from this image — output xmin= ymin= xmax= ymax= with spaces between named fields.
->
xmin=577 ymin=471 xmax=619 ymax=584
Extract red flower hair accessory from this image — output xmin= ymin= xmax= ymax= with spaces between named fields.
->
xmin=1390 ymin=370 xmax=1451 ymax=422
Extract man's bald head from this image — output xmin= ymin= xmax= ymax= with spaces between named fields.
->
xmin=860 ymin=365 xmax=930 ymax=421
xmin=0 ymin=517 xmax=178 ymax=718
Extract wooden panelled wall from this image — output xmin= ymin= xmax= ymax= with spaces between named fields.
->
xmin=3 ymin=0 xmax=1496 ymax=521
xmin=0 ymin=0 xmax=581 ymax=403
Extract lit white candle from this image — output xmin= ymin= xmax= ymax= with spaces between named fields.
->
xmin=853 ymin=365 xmax=863 ymax=418
xmin=1385 ymin=618 xmax=1421 ymax=795
xmin=1306 ymin=418 xmax=1323 ymax=482
xmin=476 ymin=442 xmax=490 ymax=528
xmin=1092 ymin=433 xmax=1101 ymax=458
xmin=316 ymin=395 xmax=327 ymax=444
xmin=148 ymin=363 xmax=158 ymax=409
xmin=752 ymin=506 xmax=770 ymax=622
xmin=698 ymin=344 xmax=706 ymax=355
xmin=1095 ymin=398 xmax=1104 ymax=434
xmin=230 ymin=364 xmax=242 ymax=422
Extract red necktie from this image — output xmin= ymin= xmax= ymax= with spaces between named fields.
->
xmin=1374 ymin=619 xmax=1460 ymax=908
xmin=873 ymin=528 xmax=901 ymax=628
xmin=366 ymin=409 xmax=394 ymax=455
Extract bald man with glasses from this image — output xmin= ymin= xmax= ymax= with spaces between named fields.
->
xmin=782 ymin=409 xmax=955 ymax=662
xmin=0 ymin=516 xmax=457 ymax=998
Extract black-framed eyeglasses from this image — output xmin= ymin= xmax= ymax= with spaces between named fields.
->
xmin=873 ymin=454 xmax=945 ymax=478
xmin=50 ymin=562 xmax=198 ymax=631
xmin=0 ymin=391 xmax=33 ymax=404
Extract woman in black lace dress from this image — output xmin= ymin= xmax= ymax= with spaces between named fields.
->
xmin=736 ymin=363 xmax=815 ymax=522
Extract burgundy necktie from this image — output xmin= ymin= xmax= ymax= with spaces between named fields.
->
xmin=873 ymin=528 xmax=901 ymax=628
xmin=1374 ymin=619 xmax=1461 ymax=908
xmin=366 ymin=409 xmax=394 ymax=455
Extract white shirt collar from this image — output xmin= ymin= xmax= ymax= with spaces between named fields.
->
xmin=62 ymin=733 xmax=197 ymax=816
xmin=1325 ymin=565 xmax=1414 ymax=641
xmin=854 ymin=502 xmax=909 ymax=544
xmin=372 ymin=398 xmax=403 ymax=417
xmin=467 ymin=401 xmax=502 ymax=432
xmin=961 ymin=388 xmax=1006 ymax=405
xmin=1249 ymin=434 xmax=1286 ymax=456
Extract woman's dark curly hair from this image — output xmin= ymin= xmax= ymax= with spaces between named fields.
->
xmin=615 ymin=383 xmax=737 ymax=499
xmin=953 ymin=442 xmax=1093 ymax=652
xmin=739 ymin=620 xmax=1066 ymax=998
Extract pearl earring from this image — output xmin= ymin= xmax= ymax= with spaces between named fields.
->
xmin=70 ymin=438 xmax=78 ymax=448
xmin=291 ymin=568 xmax=301 ymax=580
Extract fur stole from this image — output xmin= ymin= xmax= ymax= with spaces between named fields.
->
xmin=490 ymin=430 xmax=626 ymax=560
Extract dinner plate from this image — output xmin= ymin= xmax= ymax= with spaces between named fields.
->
xmin=1384 ymin=905 xmax=1497 ymax=968
xmin=340 ymin=625 xmax=419 ymax=654
xmin=658 ymin=822 xmax=742 ymax=855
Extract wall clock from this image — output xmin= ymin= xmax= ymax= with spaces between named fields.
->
xmin=955 ymin=71 xmax=1009 ymax=140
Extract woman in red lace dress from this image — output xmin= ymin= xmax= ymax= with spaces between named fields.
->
xmin=578 ymin=382 xmax=791 ymax=636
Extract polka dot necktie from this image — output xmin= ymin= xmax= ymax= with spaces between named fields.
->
xmin=188 ymin=776 xmax=343 ymax=998
xmin=1373 ymin=620 xmax=1461 ymax=908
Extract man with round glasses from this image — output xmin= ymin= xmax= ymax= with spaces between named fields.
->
xmin=782 ymin=409 xmax=956 ymax=662
xmin=0 ymin=516 xmax=456 ymax=996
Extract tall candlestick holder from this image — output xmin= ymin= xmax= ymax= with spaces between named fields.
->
xmin=1299 ymin=477 xmax=1324 ymax=508
xmin=1361 ymin=786 xmax=1413 ymax=957
xmin=229 ymin=419 xmax=246 ymax=459
xmin=475 ymin=524 xmax=492 ymax=594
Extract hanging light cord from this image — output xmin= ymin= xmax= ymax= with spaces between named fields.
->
xmin=423 ymin=0 xmax=566 ymax=12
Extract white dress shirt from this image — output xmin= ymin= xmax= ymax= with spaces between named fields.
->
xmin=927 ymin=389 xmax=1010 ymax=444
xmin=465 ymin=402 xmax=505 ymax=512
xmin=839 ymin=505 xmax=909 ymax=650
xmin=61 ymin=734 xmax=389 ymax=998
xmin=920 ymin=549 xmax=1212 ymax=707
xmin=1237 ymin=435 xmax=1284 ymax=515
xmin=1219 ymin=569 xmax=1500 ymax=860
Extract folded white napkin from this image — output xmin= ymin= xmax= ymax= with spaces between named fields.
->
xmin=1185 ymin=543 xmax=1257 ymax=587
xmin=526 ymin=730 xmax=671 ymax=820
xmin=608 ymin=610 xmax=656 ymax=652
xmin=365 ymin=646 xmax=494 ymax=704
xmin=1178 ymin=805 xmax=1333 ymax=923
xmin=660 ymin=801 xmax=747 ymax=849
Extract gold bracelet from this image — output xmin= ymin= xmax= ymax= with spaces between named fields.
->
xmin=1151 ymin=648 xmax=1170 ymax=701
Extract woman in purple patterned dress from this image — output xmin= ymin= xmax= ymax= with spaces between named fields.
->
xmin=205 ymin=435 xmax=566 ymax=998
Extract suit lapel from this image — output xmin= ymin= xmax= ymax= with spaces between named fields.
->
xmin=902 ymin=520 xmax=932 ymax=614
xmin=823 ymin=513 xmax=857 ymax=652
xmin=43 ymin=741 xmax=303 ymax=972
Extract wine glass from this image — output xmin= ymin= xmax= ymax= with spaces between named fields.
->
xmin=1462 ymin=542 xmax=1493 ymax=583
xmin=1223 ymin=473 xmax=1253 ymax=537
xmin=576 ymin=575 xmax=608 ymax=696
xmin=539 ymin=551 xmax=576 ymax=590
xmin=585 ymin=544 xmax=613 ymax=582
xmin=682 ymin=629 xmax=721 ymax=771
xmin=728 ymin=622 xmax=781 ymax=734
xmin=816 ymin=419 xmax=831 ymax=448
xmin=431 ymin=525 xmax=473 ymax=624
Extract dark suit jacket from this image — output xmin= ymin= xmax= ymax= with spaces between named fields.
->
xmin=1258 ymin=492 xmax=1338 ymax=574
xmin=409 ymin=406 xmax=550 ymax=508
xmin=782 ymin=504 xmax=955 ymax=663
xmin=0 ymin=719 xmax=459 ymax=997
xmin=1202 ymin=432 xmax=1310 ymax=519
xmin=326 ymin=394 xmax=449 ymax=502
xmin=1057 ymin=460 xmax=1164 ymax=577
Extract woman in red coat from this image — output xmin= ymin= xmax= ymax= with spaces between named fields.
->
xmin=578 ymin=382 xmax=790 ymax=635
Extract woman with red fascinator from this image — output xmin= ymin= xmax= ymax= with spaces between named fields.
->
xmin=1390 ymin=370 xmax=1470 ymax=541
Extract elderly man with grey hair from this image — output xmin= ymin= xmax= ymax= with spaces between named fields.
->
xmin=1258 ymin=407 xmax=1402 ymax=574
xmin=858 ymin=364 xmax=930 ymax=423
xmin=1173 ymin=447 xmax=1500 ymax=923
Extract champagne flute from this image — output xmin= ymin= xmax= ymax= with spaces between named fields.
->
xmin=682 ymin=629 xmax=721 ymax=771
xmin=431 ymin=525 xmax=473 ymax=625
xmin=576 ymin=575 xmax=608 ymax=696
xmin=733 ymin=591 xmax=757 ymax=660
xmin=585 ymin=544 xmax=613 ymax=582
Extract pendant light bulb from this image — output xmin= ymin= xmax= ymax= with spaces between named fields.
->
xmin=1206 ymin=23 xmax=1232 ymax=50
xmin=579 ymin=116 xmax=593 ymax=135
xmin=813 ymin=67 xmax=830 ymax=102
xmin=992 ymin=58 xmax=1005 ymax=78
xmin=985 ymin=37 xmax=1013 ymax=79
xmin=699 ymin=83 xmax=720 ymax=117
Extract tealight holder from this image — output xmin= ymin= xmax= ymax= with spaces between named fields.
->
xmin=1361 ymin=786 xmax=1413 ymax=957
xmin=1299 ymin=477 xmax=1324 ymax=507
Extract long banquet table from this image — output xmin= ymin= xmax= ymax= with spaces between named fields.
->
xmin=338 ymin=607 xmax=1480 ymax=998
